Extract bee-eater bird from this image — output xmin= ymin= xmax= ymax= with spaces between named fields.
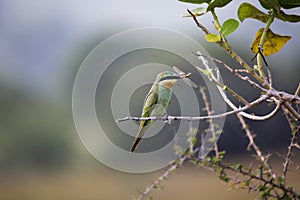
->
xmin=130 ymin=68 xmax=196 ymax=153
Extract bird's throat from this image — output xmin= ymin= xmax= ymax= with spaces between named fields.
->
xmin=159 ymin=80 xmax=177 ymax=89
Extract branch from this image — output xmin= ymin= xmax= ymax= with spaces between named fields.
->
xmin=117 ymin=95 xmax=269 ymax=123
xmin=187 ymin=9 xmax=210 ymax=35
xmin=256 ymin=9 xmax=274 ymax=78
xmin=236 ymin=114 xmax=273 ymax=173
xmin=268 ymin=90 xmax=300 ymax=120
xmin=282 ymin=131 xmax=297 ymax=180
xmin=188 ymin=10 xmax=266 ymax=85
xmin=216 ymin=162 xmax=298 ymax=198
xmin=198 ymin=54 xmax=281 ymax=121
xmin=194 ymin=53 xmax=267 ymax=92
xmin=268 ymin=90 xmax=300 ymax=105
xmin=210 ymin=68 xmax=250 ymax=105
xmin=192 ymin=153 xmax=298 ymax=198
xmin=295 ymin=83 xmax=300 ymax=96
xmin=200 ymin=87 xmax=219 ymax=158
xmin=189 ymin=11 xmax=300 ymax=121
xmin=135 ymin=154 xmax=188 ymax=200
xmin=265 ymin=64 xmax=273 ymax=88
xmin=275 ymin=152 xmax=300 ymax=170
xmin=282 ymin=108 xmax=300 ymax=180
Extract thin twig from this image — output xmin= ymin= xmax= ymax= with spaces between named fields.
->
xmin=295 ymin=83 xmax=300 ymax=96
xmin=282 ymin=102 xmax=300 ymax=121
xmin=265 ymin=64 xmax=273 ymax=88
xmin=209 ymin=69 xmax=250 ymax=105
xmin=215 ymin=67 xmax=250 ymax=105
xmin=256 ymin=9 xmax=274 ymax=78
xmin=194 ymin=52 xmax=267 ymax=93
xmin=282 ymin=108 xmax=300 ymax=180
xmin=135 ymin=154 xmax=187 ymax=200
xmin=200 ymin=87 xmax=219 ymax=158
xmin=236 ymin=113 xmax=273 ymax=174
xmin=190 ymin=152 xmax=298 ymax=198
xmin=198 ymin=54 xmax=282 ymax=121
xmin=282 ymin=133 xmax=297 ymax=180
xmin=189 ymin=9 xmax=300 ymax=122
xmin=275 ymin=152 xmax=300 ymax=170
xmin=216 ymin=162 xmax=298 ymax=198
xmin=187 ymin=9 xmax=210 ymax=35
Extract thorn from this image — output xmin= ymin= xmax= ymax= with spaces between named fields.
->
xmin=251 ymin=45 xmax=269 ymax=66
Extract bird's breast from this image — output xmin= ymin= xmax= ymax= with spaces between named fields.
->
xmin=157 ymin=86 xmax=172 ymax=109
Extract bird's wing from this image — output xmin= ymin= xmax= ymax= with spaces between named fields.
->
xmin=140 ymin=88 xmax=158 ymax=127
xmin=130 ymin=88 xmax=158 ymax=153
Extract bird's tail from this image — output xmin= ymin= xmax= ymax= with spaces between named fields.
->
xmin=130 ymin=127 xmax=146 ymax=153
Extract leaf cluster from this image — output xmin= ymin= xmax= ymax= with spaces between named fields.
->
xmin=180 ymin=0 xmax=300 ymax=56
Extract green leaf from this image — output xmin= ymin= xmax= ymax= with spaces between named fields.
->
xmin=206 ymin=0 xmax=232 ymax=11
xmin=220 ymin=18 xmax=239 ymax=37
xmin=258 ymin=0 xmax=281 ymax=11
xmin=276 ymin=176 xmax=284 ymax=184
xmin=278 ymin=0 xmax=300 ymax=9
xmin=178 ymin=0 xmax=211 ymax=4
xmin=275 ymin=10 xmax=300 ymax=22
xmin=205 ymin=33 xmax=221 ymax=42
xmin=281 ymin=193 xmax=292 ymax=200
xmin=220 ymin=176 xmax=230 ymax=183
xmin=250 ymin=28 xmax=291 ymax=56
xmin=181 ymin=7 xmax=207 ymax=17
xmin=237 ymin=2 xmax=268 ymax=23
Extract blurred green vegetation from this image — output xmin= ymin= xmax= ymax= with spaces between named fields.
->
xmin=0 ymin=11 xmax=299 ymax=200
xmin=0 ymin=39 xmax=299 ymax=199
xmin=0 ymin=82 xmax=74 ymax=170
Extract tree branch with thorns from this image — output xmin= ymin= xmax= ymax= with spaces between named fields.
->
xmin=116 ymin=1 xmax=300 ymax=199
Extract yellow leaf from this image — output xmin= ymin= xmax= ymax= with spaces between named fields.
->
xmin=250 ymin=28 xmax=291 ymax=56
xmin=205 ymin=34 xmax=221 ymax=42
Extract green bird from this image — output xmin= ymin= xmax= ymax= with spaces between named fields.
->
xmin=130 ymin=67 xmax=197 ymax=153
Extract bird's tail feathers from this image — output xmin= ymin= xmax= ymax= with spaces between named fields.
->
xmin=130 ymin=127 xmax=146 ymax=153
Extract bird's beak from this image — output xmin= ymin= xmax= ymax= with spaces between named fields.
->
xmin=177 ymin=72 xmax=191 ymax=79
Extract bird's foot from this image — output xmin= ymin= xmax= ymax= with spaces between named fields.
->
xmin=162 ymin=113 xmax=172 ymax=124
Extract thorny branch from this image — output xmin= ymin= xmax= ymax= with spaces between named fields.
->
xmin=117 ymin=85 xmax=291 ymax=123
xmin=191 ymin=150 xmax=298 ymax=198
xmin=187 ymin=9 xmax=300 ymax=121
xmin=187 ymin=9 xmax=210 ymax=35
xmin=130 ymin=6 xmax=300 ymax=200
xmin=117 ymin=93 xmax=269 ymax=123
xmin=282 ymin=108 xmax=300 ymax=180
xmin=192 ymin=52 xmax=267 ymax=93
xmin=117 ymin=52 xmax=299 ymax=124
xmin=197 ymin=54 xmax=288 ymax=121
xmin=236 ymin=114 xmax=273 ymax=174
xmin=135 ymin=153 xmax=188 ymax=200
xmin=209 ymin=161 xmax=299 ymax=199
xmin=199 ymin=87 xmax=219 ymax=158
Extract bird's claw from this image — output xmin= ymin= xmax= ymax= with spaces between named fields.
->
xmin=163 ymin=113 xmax=172 ymax=124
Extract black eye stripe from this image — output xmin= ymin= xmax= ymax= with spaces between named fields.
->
xmin=159 ymin=75 xmax=180 ymax=82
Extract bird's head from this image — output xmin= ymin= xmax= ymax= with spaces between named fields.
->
xmin=156 ymin=71 xmax=191 ymax=89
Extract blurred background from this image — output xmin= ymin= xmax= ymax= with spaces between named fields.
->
xmin=0 ymin=0 xmax=299 ymax=199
